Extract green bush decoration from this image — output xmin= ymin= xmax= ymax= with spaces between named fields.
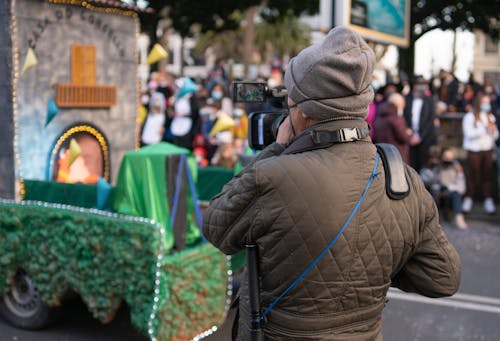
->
xmin=0 ymin=201 xmax=229 ymax=340
xmin=154 ymin=244 xmax=228 ymax=340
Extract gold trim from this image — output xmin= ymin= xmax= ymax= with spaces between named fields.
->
xmin=12 ymin=0 xmax=23 ymax=199
xmin=48 ymin=0 xmax=138 ymax=18
xmin=19 ymin=178 xmax=26 ymax=199
xmin=135 ymin=17 xmax=141 ymax=150
xmin=51 ymin=125 xmax=110 ymax=181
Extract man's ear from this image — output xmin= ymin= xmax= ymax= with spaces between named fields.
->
xmin=303 ymin=115 xmax=318 ymax=128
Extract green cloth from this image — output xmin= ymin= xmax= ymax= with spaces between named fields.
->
xmin=23 ymin=179 xmax=114 ymax=210
xmin=113 ymin=143 xmax=200 ymax=251
xmin=233 ymin=161 xmax=244 ymax=175
xmin=196 ymin=167 xmax=235 ymax=201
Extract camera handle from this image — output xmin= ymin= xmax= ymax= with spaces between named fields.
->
xmin=246 ymin=244 xmax=264 ymax=341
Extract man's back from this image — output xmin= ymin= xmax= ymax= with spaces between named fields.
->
xmin=204 ymin=133 xmax=460 ymax=340
xmin=203 ymin=26 xmax=459 ymax=341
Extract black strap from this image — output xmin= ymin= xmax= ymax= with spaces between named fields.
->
xmin=283 ymin=127 xmax=370 ymax=155
xmin=311 ymin=127 xmax=370 ymax=144
xmin=376 ymin=143 xmax=410 ymax=200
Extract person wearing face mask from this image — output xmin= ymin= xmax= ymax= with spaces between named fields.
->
xmin=211 ymin=86 xmax=224 ymax=100
xmin=199 ymin=98 xmax=220 ymax=161
xmin=373 ymin=93 xmax=412 ymax=163
xmin=211 ymin=83 xmax=233 ymax=119
xmin=436 ymin=148 xmax=468 ymax=229
xmin=199 ymin=99 xmax=217 ymax=139
xmin=403 ymin=77 xmax=437 ymax=172
xmin=462 ymin=93 xmax=499 ymax=214
xmin=231 ymin=105 xmax=248 ymax=140
xmin=170 ymin=77 xmax=200 ymax=150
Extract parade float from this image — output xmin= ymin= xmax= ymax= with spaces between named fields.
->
xmin=0 ymin=1 xmax=233 ymax=340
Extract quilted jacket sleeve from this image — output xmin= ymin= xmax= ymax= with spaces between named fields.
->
xmin=392 ymin=170 xmax=461 ymax=298
xmin=202 ymin=143 xmax=285 ymax=255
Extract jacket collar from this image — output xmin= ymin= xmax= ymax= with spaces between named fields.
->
xmin=283 ymin=119 xmax=371 ymax=155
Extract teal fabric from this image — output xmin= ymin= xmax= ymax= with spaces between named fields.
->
xmin=196 ymin=167 xmax=235 ymax=201
xmin=23 ymin=179 xmax=114 ymax=209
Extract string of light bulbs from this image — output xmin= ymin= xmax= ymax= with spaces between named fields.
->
xmin=9 ymin=1 xmax=158 ymax=339
xmin=48 ymin=0 xmax=139 ymax=18
xmin=191 ymin=255 xmax=233 ymax=341
xmin=0 ymin=198 xmax=165 ymax=341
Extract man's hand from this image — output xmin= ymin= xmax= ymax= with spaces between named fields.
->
xmin=276 ymin=115 xmax=294 ymax=146
xmin=410 ymin=134 xmax=422 ymax=146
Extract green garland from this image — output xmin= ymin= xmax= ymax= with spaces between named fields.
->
xmin=0 ymin=201 xmax=228 ymax=340
xmin=155 ymin=245 xmax=229 ymax=340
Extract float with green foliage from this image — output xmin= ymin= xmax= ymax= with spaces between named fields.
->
xmin=0 ymin=146 xmax=235 ymax=341
xmin=0 ymin=1 xmax=236 ymax=340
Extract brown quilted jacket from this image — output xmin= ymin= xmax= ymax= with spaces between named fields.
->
xmin=203 ymin=119 xmax=461 ymax=340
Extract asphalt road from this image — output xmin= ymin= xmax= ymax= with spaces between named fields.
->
xmin=0 ymin=300 xmax=147 ymax=341
xmin=383 ymin=213 xmax=500 ymax=341
xmin=1 ymin=213 xmax=499 ymax=341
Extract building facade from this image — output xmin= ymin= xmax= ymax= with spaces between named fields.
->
xmin=473 ymin=30 xmax=500 ymax=85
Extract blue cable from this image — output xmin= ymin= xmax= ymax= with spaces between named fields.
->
xmin=185 ymin=159 xmax=207 ymax=243
xmin=257 ymin=153 xmax=380 ymax=322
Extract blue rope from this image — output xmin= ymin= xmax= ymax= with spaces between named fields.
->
xmin=185 ymin=159 xmax=207 ymax=243
xmin=257 ymin=153 xmax=380 ymax=322
xmin=170 ymin=154 xmax=186 ymax=228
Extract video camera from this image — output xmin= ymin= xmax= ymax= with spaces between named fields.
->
xmin=232 ymin=81 xmax=288 ymax=150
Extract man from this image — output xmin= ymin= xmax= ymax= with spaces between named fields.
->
xmin=439 ymin=70 xmax=460 ymax=112
xmin=203 ymin=27 xmax=460 ymax=340
xmin=403 ymin=77 xmax=437 ymax=172
xmin=373 ymin=93 xmax=412 ymax=163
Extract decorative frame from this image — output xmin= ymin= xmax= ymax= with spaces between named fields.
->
xmin=48 ymin=123 xmax=110 ymax=182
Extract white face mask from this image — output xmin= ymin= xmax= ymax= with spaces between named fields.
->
xmin=211 ymin=91 xmax=223 ymax=100
xmin=480 ymin=104 xmax=491 ymax=113
xmin=402 ymin=85 xmax=411 ymax=96
xmin=233 ymin=108 xmax=244 ymax=117
xmin=397 ymin=108 xmax=404 ymax=116
xmin=200 ymin=107 xmax=214 ymax=116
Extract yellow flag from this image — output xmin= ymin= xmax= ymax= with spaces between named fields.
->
xmin=146 ymin=43 xmax=168 ymax=65
xmin=210 ymin=112 xmax=235 ymax=137
xmin=136 ymin=105 xmax=147 ymax=125
xmin=22 ymin=48 xmax=38 ymax=75
xmin=68 ymin=138 xmax=82 ymax=166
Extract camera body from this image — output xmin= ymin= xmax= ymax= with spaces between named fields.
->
xmin=232 ymin=81 xmax=288 ymax=150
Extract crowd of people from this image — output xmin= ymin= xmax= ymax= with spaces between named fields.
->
xmin=371 ymin=71 xmax=500 ymax=228
xmin=138 ymin=62 xmax=500 ymax=228
xmin=139 ymin=60 xmax=253 ymax=171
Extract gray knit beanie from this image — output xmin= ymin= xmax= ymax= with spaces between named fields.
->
xmin=284 ymin=26 xmax=375 ymax=121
